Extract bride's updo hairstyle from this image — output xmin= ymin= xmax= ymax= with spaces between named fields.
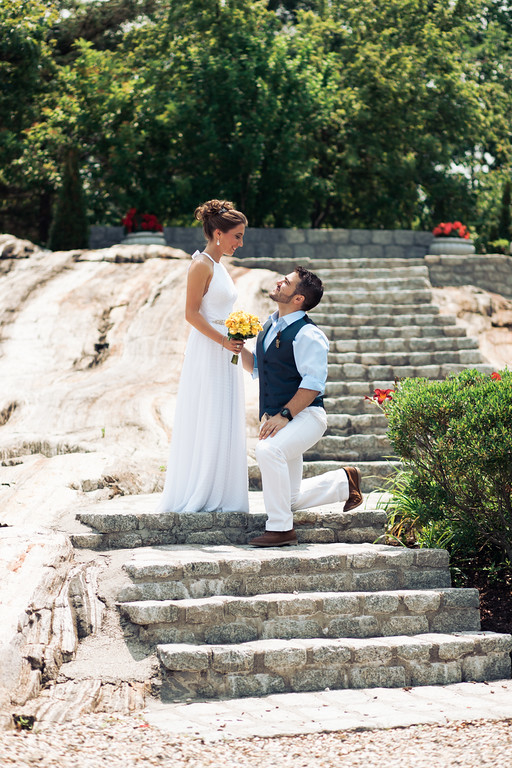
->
xmin=194 ymin=199 xmax=247 ymax=240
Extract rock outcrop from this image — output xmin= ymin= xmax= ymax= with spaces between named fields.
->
xmin=0 ymin=237 xmax=273 ymax=534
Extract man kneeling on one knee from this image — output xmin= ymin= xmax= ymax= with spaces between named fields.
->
xmin=241 ymin=266 xmax=363 ymax=547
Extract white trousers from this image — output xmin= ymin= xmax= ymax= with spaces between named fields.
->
xmin=255 ymin=406 xmax=350 ymax=531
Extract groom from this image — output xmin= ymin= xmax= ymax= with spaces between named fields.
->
xmin=241 ymin=266 xmax=363 ymax=547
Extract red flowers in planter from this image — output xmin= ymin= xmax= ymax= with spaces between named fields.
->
xmin=122 ymin=208 xmax=163 ymax=233
xmin=432 ymin=221 xmax=470 ymax=239
xmin=491 ymin=372 xmax=502 ymax=381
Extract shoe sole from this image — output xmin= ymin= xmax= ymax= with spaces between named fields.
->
xmin=250 ymin=540 xmax=298 ymax=548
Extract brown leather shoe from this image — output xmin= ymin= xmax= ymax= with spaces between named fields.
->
xmin=343 ymin=466 xmax=363 ymax=511
xmin=249 ymin=529 xmax=298 ymax=547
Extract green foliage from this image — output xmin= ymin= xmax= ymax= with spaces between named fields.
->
xmin=51 ymin=0 xmax=159 ymax=60
xmin=293 ymin=0 xmax=488 ymax=228
xmin=48 ymin=148 xmax=88 ymax=249
xmin=2 ymin=0 xmax=512 ymax=238
xmin=0 ymin=0 xmax=57 ymax=240
xmin=488 ymin=238 xmax=510 ymax=254
xmin=381 ymin=369 xmax=512 ymax=563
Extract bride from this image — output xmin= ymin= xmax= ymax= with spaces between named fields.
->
xmin=156 ymin=199 xmax=249 ymax=514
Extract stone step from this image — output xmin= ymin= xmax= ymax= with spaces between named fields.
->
xmin=156 ymin=632 xmax=512 ymax=700
xmin=73 ymin=501 xmax=385 ymax=551
xmin=305 ymin=434 xmax=393 ymax=462
xmin=234 ymin=257 xmax=428 ymax=271
xmin=326 ymin=413 xmax=389 ymax=436
xmin=327 ymin=362 xmax=492 ymax=384
xmin=328 ymin=350 xmax=483 ymax=368
xmin=329 ymin=336 xmax=479 ymax=353
xmin=315 ymin=266 xmax=430 ymax=280
xmin=322 ymin=325 xmax=467 ymax=340
xmin=317 ymin=289 xmax=433 ymax=305
xmin=325 ymin=277 xmax=431 ymax=291
xmin=314 ymin=303 xmax=439 ymax=316
xmin=119 ymin=587 xmax=480 ymax=646
xmin=117 ymin=543 xmax=451 ymax=603
xmin=311 ymin=312 xmax=451 ymax=327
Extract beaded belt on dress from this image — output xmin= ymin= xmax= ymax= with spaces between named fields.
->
xmin=211 ymin=319 xmax=226 ymax=326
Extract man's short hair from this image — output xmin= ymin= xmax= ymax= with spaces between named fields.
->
xmin=294 ymin=266 xmax=324 ymax=311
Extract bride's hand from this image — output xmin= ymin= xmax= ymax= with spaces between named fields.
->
xmin=223 ymin=337 xmax=245 ymax=353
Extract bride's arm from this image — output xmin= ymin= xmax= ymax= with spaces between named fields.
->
xmin=185 ymin=261 xmax=243 ymax=354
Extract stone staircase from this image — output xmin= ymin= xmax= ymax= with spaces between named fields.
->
xmin=71 ymin=251 xmax=511 ymax=704
xmin=234 ymin=256 xmax=493 ymax=491
xmin=73 ymin=502 xmax=512 ymax=701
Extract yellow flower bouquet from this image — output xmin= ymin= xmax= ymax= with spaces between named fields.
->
xmin=225 ymin=310 xmax=263 ymax=364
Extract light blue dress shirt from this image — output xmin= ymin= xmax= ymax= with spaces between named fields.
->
xmin=253 ymin=310 xmax=329 ymax=395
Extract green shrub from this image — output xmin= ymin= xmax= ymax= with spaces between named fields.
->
xmin=379 ymin=369 xmax=512 ymax=563
xmin=488 ymin=239 xmax=510 ymax=255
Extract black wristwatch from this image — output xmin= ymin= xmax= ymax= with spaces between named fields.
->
xmin=280 ymin=407 xmax=293 ymax=421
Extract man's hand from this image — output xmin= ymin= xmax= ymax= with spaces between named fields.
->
xmin=259 ymin=413 xmax=289 ymax=440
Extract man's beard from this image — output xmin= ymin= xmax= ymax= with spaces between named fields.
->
xmin=270 ymin=288 xmax=295 ymax=304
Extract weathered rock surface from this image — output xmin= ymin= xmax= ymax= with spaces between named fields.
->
xmin=0 ymin=237 xmax=272 ymax=533
xmin=432 ymin=285 xmax=512 ymax=368
xmin=0 ymin=527 xmax=104 ymax=727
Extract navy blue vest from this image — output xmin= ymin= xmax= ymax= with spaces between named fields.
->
xmin=256 ymin=315 xmax=324 ymax=419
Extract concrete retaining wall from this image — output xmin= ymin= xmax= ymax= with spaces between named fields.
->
xmin=89 ymin=226 xmax=434 ymax=260
xmin=88 ymin=227 xmax=512 ymax=298
xmin=426 ymin=254 xmax=512 ymax=299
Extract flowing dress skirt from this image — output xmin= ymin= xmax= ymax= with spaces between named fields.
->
xmin=156 ymin=278 xmax=249 ymax=514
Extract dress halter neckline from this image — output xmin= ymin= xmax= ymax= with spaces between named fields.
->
xmin=201 ymin=251 xmax=218 ymax=264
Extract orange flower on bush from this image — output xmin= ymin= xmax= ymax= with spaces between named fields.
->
xmin=432 ymin=221 xmax=470 ymax=239
xmin=365 ymin=388 xmax=394 ymax=404
xmin=491 ymin=372 xmax=502 ymax=381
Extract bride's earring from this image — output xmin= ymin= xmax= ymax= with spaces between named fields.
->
xmin=216 ymin=238 xmax=220 ymax=246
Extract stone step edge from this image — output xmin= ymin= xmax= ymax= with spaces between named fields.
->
xmin=75 ymin=505 xmax=385 ymax=535
xmin=156 ymin=632 xmax=512 ymax=699
xmin=118 ymin=589 xmax=480 ymax=644
xmin=327 ymin=363 xmax=488 ymax=379
xmin=234 ymin=258 xmax=428 ymax=269
xmin=121 ymin=543 xmax=450 ymax=580
xmin=118 ymin=588 xmax=480 ymax=642
xmin=71 ymin=523 xmax=385 ymax=551
xmin=119 ymin=586 xmax=478 ymax=610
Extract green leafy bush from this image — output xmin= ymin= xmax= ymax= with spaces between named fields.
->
xmin=379 ymin=369 xmax=512 ymax=564
xmin=487 ymin=239 xmax=510 ymax=255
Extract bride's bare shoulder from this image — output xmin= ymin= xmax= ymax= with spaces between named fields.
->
xmin=189 ymin=253 xmax=213 ymax=271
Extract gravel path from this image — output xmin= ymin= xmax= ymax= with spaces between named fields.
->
xmin=2 ymin=713 xmax=512 ymax=768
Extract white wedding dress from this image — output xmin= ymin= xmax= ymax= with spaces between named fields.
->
xmin=156 ymin=251 xmax=249 ymax=514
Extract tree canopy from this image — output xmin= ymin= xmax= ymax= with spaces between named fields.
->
xmin=1 ymin=0 xmax=511 ymax=245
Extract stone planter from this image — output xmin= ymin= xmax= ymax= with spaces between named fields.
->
xmin=429 ymin=237 xmax=475 ymax=255
xmin=121 ymin=232 xmax=167 ymax=246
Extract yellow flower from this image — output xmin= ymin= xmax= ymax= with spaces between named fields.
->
xmin=225 ymin=310 xmax=262 ymax=339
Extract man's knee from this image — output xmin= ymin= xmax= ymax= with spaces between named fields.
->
xmin=255 ymin=439 xmax=284 ymax=466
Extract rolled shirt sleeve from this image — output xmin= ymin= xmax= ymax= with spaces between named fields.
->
xmin=292 ymin=324 xmax=329 ymax=395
